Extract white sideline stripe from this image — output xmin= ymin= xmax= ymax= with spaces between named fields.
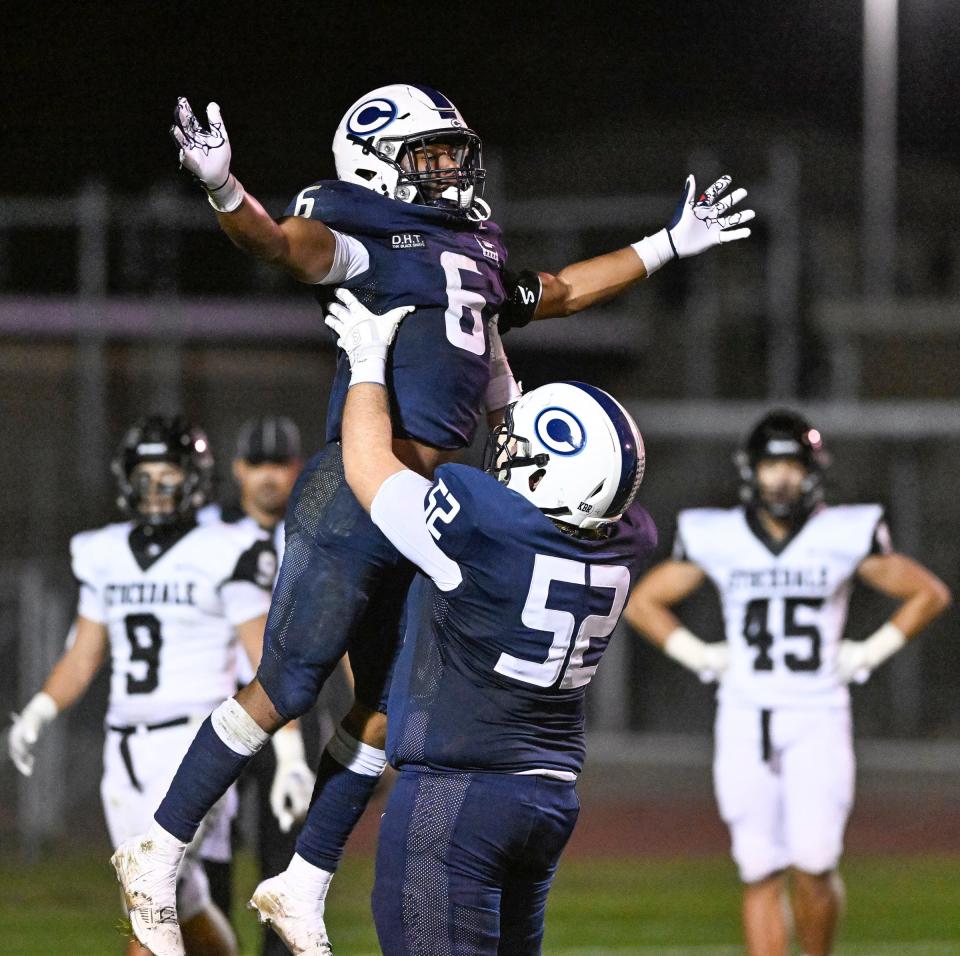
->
xmin=546 ymin=944 xmax=959 ymax=956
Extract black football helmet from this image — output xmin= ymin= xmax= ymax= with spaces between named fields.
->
xmin=112 ymin=415 xmax=214 ymax=525
xmin=734 ymin=409 xmax=829 ymax=520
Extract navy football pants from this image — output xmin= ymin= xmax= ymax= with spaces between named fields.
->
xmin=373 ymin=769 xmax=580 ymax=955
xmin=256 ymin=442 xmax=415 ymax=718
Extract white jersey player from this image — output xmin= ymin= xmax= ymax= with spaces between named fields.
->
xmin=7 ymin=416 xmax=278 ymax=956
xmin=624 ymin=409 xmax=951 ymax=956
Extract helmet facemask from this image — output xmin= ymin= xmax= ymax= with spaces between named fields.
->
xmin=347 ymin=127 xmax=485 ymax=216
xmin=483 ymin=402 xmax=549 ymax=489
xmin=125 ymin=464 xmax=188 ymax=526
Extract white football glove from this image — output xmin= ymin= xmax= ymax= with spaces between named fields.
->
xmin=7 ymin=692 xmax=58 ymax=777
xmin=664 ymin=628 xmax=729 ymax=683
xmin=170 ymin=97 xmax=245 ymax=212
xmin=324 ymin=288 xmax=414 ymax=386
xmin=835 ymin=623 xmax=906 ymax=684
xmin=632 ymin=174 xmax=755 ymax=275
xmin=269 ymin=726 xmax=315 ymax=834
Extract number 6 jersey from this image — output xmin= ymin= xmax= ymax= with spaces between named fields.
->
xmin=284 ymin=180 xmax=509 ymax=451
xmin=675 ymin=504 xmax=890 ymax=710
xmin=70 ymin=519 xmax=275 ymax=726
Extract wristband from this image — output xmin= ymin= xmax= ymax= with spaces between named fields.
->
xmin=348 ymin=354 xmax=388 ymax=387
xmin=631 ymin=229 xmax=676 ymax=277
xmin=663 ymin=627 xmax=708 ymax=671
xmin=205 ymin=174 xmax=245 ymax=213
xmin=862 ymin=622 xmax=907 ymax=670
xmin=20 ymin=691 xmax=58 ymax=730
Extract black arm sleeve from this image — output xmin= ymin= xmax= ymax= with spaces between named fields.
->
xmin=498 ymin=269 xmax=543 ymax=333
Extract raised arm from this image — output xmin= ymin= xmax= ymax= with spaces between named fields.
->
xmin=342 ymin=382 xmax=408 ymax=511
xmin=530 ymin=174 xmax=754 ymax=320
xmin=321 ymin=289 xmax=414 ymax=509
xmin=837 ymin=551 xmax=952 ymax=683
xmin=171 ymin=98 xmax=337 ymax=282
xmin=328 ymin=291 xmax=465 ymax=595
xmin=623 ymin=559 xmax=728 ymax=681
xmin=7 ymin=615 xmax=108 ymax=776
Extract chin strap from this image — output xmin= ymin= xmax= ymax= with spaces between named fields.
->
xmin=504 ymin=452 xmax=549 ymax=472
xmin=467 ymin=196 xmax=492 ymax=222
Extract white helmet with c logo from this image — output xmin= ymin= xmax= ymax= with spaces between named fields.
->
xmin=484 ymin=382 xmax=646 ymax=530
xmin=332 ymin=84 xmax=487 ymax=218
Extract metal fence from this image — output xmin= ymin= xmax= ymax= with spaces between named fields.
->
xmin=2 ymin=167 xmax=959 ymax=844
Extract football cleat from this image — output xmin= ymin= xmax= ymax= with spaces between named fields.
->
xmin=249 ymin=872 xmax=333 ymax=955
xmin=111 ymin=836 xmax=185 ymax=956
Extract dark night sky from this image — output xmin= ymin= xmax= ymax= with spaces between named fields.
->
xmin=2 ymin=1 xmax=959 ymax=196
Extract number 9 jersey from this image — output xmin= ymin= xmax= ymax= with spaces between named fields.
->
xmin=675 ymin=503 xmax=891 ymax=709
xmin=70 ymin=519 xmax=275 ymax=726
xmin=285 ymin=180 xmax=509 ymax=450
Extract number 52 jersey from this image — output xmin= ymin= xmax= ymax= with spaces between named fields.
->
xmin=675 ymin=504 xmax=890 ymax=710
xmin=382 ymin=464 xmax=658 ymax=777
xmin=70 ymin=520 xmax=275 ymax=726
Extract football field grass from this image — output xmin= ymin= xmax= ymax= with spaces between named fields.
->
xmin=2 ymin=850 xmax=959 ymax=954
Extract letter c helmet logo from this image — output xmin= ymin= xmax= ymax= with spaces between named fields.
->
xmin=347 ymin=98 xmax=399 ymax=136
xmin=534 ymin=407 xmax=586 ymax=456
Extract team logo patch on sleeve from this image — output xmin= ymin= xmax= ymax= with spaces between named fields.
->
xmin=391 ymin=233 xmax=426 ymax=250
xmin=475 ymin=236 xmax=500 ymax=264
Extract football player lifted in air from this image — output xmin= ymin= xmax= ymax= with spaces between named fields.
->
xmin=7 ymin=416 xmax=307 ymax=956
xmin=624 ymin=410 xmax=951 ymax=956
xmin=328 ymin=288 xmax=658 ymax=954
xmin=112 ymin=84 xmax=753 ymax=956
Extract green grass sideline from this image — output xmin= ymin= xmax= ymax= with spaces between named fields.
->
xmin=1 ymin=852 xmax=958 ymax=954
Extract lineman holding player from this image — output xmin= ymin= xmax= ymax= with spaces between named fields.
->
xmin=327 ymin=289 xmax=657 ymax=953
xmin=625 ymin=410 xmax=951 ymax=956
xmin=112 ymin=84 xmax=753 ymax=956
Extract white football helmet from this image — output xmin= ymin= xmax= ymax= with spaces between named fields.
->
xmin=331 ymin=84 xmax=487 ymax=218
xmin=484 ymin=382 xmax=646 ymax=530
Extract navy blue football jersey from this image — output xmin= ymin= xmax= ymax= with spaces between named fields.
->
xmin=284 ymin=181 xmax=509 ymax=449
xmin=386 ymin=464 xmax=658 ymax=777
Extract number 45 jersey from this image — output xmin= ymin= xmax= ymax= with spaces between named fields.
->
xmin=675 ymin=504 xmax=890 ymax=710
xmin=380 ymin=464 xmax=658 ymax=778
xmin=70 ymin=520 xmax=275 ymax=727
